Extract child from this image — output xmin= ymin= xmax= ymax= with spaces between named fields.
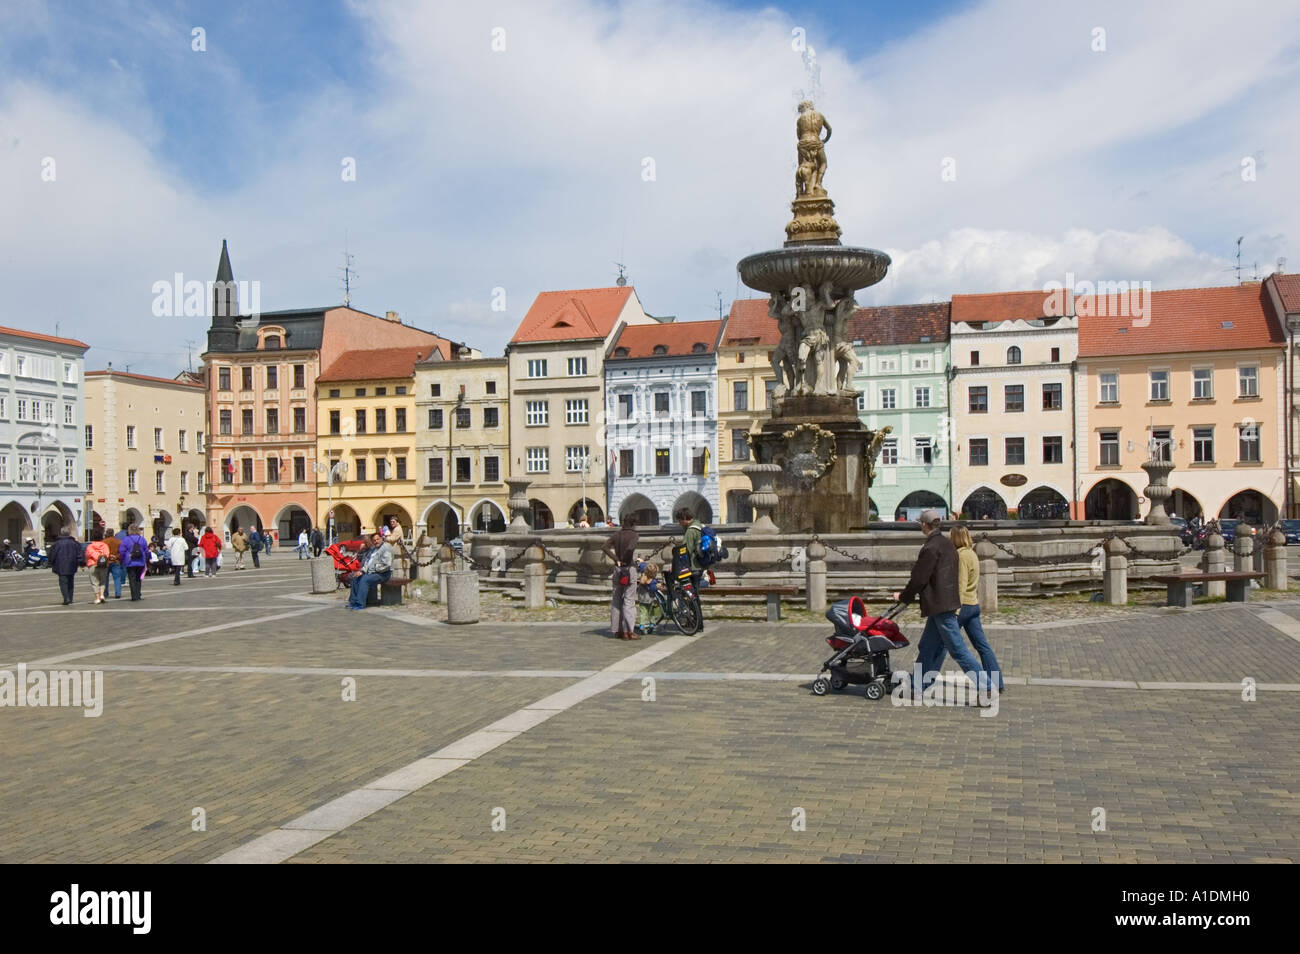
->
xmin=635 ymin=561 xmax=662 ymax=635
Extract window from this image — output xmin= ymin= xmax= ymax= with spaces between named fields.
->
xmin=43 ymin=400 xmax=53 ymax=423
xmin=1193 ymin=368 xmax=1213 ymax=400
xmin=355 ymin=457 xmax=367 ymax=481
xmin=242 ymin=457 xmax=253 ymax=483
xmin=1005 ymin=437 xmax=1025 ymax=466
xmin=17 ymin=456 xmax=30 ymax=482
xmin=180 ymin=471 xmax=188 ymax=492
xmin=65 ymin=458 xmax=74 ymax=484
xmin=878 ymin=356 xmax=898 ymax=373
xmin=85 ymin=468 xmax=92 ymax=491
xmin=265 ymin=335 xmax=280 ymax=350
xmin=85 ymin=425 xmax=93 ymax=449
xmin=526 ymin=447 xmax=548 ymax=473
xmin=242 ymin=409 xmax=254 ymax=435
xmin=880 ymin=439 xmax=897 ymax=465
xmin=376 ymin=458 xmax=387 ymax=480
xmin=1239 ymin=366 xmax=1259 ymax=398
xmin=619 ymin=449 xmax=635 ymax=477
xmin=266 ymin=366 xmax=278 ymax=389
xmin=561 ymin=446 xmax=587 ymax=473
xmin=429 ymin=408 xmax=443 ymax=429
xmin=1007 ymin=346 xmax=1021 ymax=364
xmin=731 ymin=429 xmax=750 ymax=461
xmin=15 ymin=355 xmax=25 ymax=376
xmin=1042 ymin=382 xmax=1063 ymax=410
xmin=0 ymin=396 xmax=5 ymax=419
xmin=328 ymin=410 xmax=340 ymax=435
xmin=484 ymin=407 xmax=499 ymax=428
xmin=914 ymin=438 xmax=933 ymax=465
xmin=970 ymin=351 xmax=980 ymax=366
xmin=293 ymin=407 xmax=306 ymax=433
xmin=16 ymin=398 xmax=26 ymax=422
xmin=525 ymin=401 xmax=549 ymax=426
xmin=969 ymin=439 xmax=988 ymax=466
xmin=197 ymin=472 xmax=205 ymax=492
xmin=913 ymin=355 xmax=932 ymax=372
xmin=1042 ymin=436 xmax=1064 ymax=464
xmin=64 ymin=362 xmax=76 ymax=383
xmin=376 ymin=387 xmax=387 ymax=397
xmin=64 ymin=403 xmax=73 ymax=425
xmin=375 ymin=408 xmax=387 ymax=433
xmin=220 ymin=457 xmax=232 ymax=484
xmin=267 ymin=457 xmax=280 ymax=482
xmin=456 ymin=406 xmax=470 ymax=429
xmin=484 ymin=456 xmax=499 ymax=482
xmin=618 ymin=393 xmax=634 ymax=420
xmin=567 ymin=356 xmax=587 ymax=376
xmin=218 ymin=367 xmax=231 ymax=391
xmin=197 ymin=431 xmax=204 ymax=453
xmin=968 ymin=386 xmax=988 ymax=413
xmin=1193 ymin=427 xmax=1214 ymax=463
xmin=328 ymin=389 xmax=340 ymax=399
xmin=566 ymin=399 xmax=589 ymax=425
xmin=127 ymin=468 xmax=137 ymax=492
xmin=733 ymin=381 xmax=748 ymax=411
xmin=155 ymin=470 xmax=165 ymax=493
xmin=355 ymin=409 xmax=367 ymax=434
xmin=486 ymin=381 xmax=497 ymax=395
xmin=1099 ymin=430 xmax=1120 ymax=466
xmin=692 ymin=449 xmax=706 ymax=476
xmin=125 ymin=425 xmax=136 ymax=448
xmin=396 ymin=386 xmax=407 ymax=396
xmin=692 ymin=390 xmax=707 ymax=417
xmin=914 ymin=386 xmax=931 ymax=408
xmin=1050 ymin=347 xmax=1060 ymax=363
xmin=1238 ymin=423 xmax=1260 ymax=462
xmin=527 ymin=359 xmax=548 ymax=378
xmin=880 ymin=388 xmax=896 ymax=410
xmin=393 ymin=408 xmax=406 ymax=432
xmin=652 ymin=345 xmax=668 ymax=356
xmin=655 ymin=448 xmax=671 ymax=476
xmin=1150 ymin=370 xmax=1169 ymax=402
xmin=857 ymin=394 xmax=865 ymax=411
xmin=1099 ymin=373 xmax=1118 ymax=404
xmin=1004 ymin=385 xmax=1024 ymax=413
xmin=431 ymin=383 xmax=442 ymax=397
xmin=241 ymin=367 xmax=253 ymax=391
xmin=428 ymin=457 xmax=444 ymax=483
xmin=179 ymin=430 xmax=187 ymax=452
xmin=765 ymin=380 xmax=778 ymax=409
xmin=266 ymin=408 xmax=278 ymax=434
xmin=456 ymin=457 xmax=471 ymax=482
xmin=396 ymin=456 xmax=407 ymax=480
xmin=293 ymin=365 xmax=305 ymax=389
xmin=1151 ymin=428 xmax=1172 ymax=462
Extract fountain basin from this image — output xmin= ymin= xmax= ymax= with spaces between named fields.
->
xmin=737 ymin=245 xmax=891 ymax=294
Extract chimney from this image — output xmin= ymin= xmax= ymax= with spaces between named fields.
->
xmin=384 ymin=310 xmax=400 ymax=322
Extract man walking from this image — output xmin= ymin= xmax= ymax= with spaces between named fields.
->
xmin=897 ymin=510 xmax=984 ymax=698
xmin=310 ymin=525 xmax=325 ymax=558
xmin=49 ymin=527 xmax=81 ymax=606
xmin=231 ymin=527 xmax=249 ymax=570
xmin=183 ymin=522 xmax=199 ymax=578
xmin=119 ymin=523 xmax=151 ymax=601
xmin=346 ymin=531 xmax=393 ymax=610
xmin=107 ymin=523 xmax=128 ymax=598
xmin=675 ymin=507 xmax=706 ymax=632
xmin=248 ymin=527 xmax=262 ymax=568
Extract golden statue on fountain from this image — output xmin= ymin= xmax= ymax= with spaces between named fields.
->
xmin=786 ymin=101 xmax=842 ymax=245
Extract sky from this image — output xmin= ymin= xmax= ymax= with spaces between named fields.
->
xmin=2 ymin=0 xmax=1298 ymax=375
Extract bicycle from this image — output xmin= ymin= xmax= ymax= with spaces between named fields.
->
xmin=635 ymin=565 xmax=700 ymax=636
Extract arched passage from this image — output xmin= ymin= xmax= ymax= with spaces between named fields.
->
xmin=185 ymin=509 xmax=206 ymax=532
xmin=421 ymin=501 xmax=461 ymax=542
xmin=373 ymin=503 xmax=412 ymax=538
xmin=274 ymin=504 xmax=312 ymax=544
xmin=121 ymin=507 xmax=144 ymax=533
xmin=1170 ymin=488 xmax=1203 ymax=521
xmin=224 ymin=505 xmax=263 ymax=536
xmin=330 ymin=503 xmax=362 ymax=540
xmin=1018 ymin=486 xmax=1070 ymax=520
xmin=151 ymin=508 xmax=174 ymax=541
xmin=529 ymin=499 xmax=553 ymax=531
xmin=568 ymin=498 xmax=604 ymax=526
xmin=41 ymin=501 xmax=77 ymax=543
xmin=671 ymin=491 xmax=712 ymax=524
xmin=895 ymin=490 xmax=949 ymax=520
xmin=1219 ymin=489 xmax=1278 ymax=526
xmin=0 ymin=501 xmax=33 ymax=545
xmin=1084 ymin=478 xmax=1139 ymax=520
xmin=960 ymin=487 xmax=1007 ymax=520
xmin=469 ymin=498 xmax=506 ymax=533
xmin=619 ymin=493 xmax=659 ymax=528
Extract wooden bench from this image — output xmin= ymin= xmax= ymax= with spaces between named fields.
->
xmin=1149 ymin=571 xmax=1263 ymax=607
xmin=701 ymin=585 xmax=801 ymax=622
xmin=365 ymin=575 xmax=410 ymax=607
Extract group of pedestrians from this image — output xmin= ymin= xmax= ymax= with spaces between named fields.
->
xmin=604 ymin=508 xmax=708 ymax=639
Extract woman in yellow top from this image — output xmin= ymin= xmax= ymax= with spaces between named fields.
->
xmin=950 ymin=525 xmax=1004 ymax=692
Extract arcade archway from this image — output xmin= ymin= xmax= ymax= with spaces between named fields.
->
xmin=1018 ymin=486 xmax=1070 ymax=520
xmin=671 ymin=491 xmax=712 ymax=524
xmin=1219 ymin=490 xmax=1277 ymax=526
xmin=960 ymin=487 xmax=1007 ymax=520
xmin=619 ymin=493 xmax=659 ymax=528
xmin=1084 ymin=479 xmax=1139 ymax=520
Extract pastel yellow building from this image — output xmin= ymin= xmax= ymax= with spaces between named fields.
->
xmin=716 ymin=299 xmax=778 ymax=523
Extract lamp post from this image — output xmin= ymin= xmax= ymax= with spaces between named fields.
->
xmin=18 ymin=427 xmax=62 ymax=543
xmin=449 ymin=388 xmax=466 ymax=539
xmin=313 ymin=459 xmax=348 ymax=545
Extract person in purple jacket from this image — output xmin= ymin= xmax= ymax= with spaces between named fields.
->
xmin=119 ymin=523 xmax=151 ymax=602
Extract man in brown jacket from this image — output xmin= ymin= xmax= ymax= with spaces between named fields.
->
xmin=231 ymin=528 xmax=249 ymax=570
xmin=898 ymin=509 xmax=984 ymax=695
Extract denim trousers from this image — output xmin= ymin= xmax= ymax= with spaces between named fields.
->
xmin=958 ymin=604 xmax=1003 ymax=690
xmin=347 ymin=570 xmax=391 ymax=608
xmin=109 ymin=561 xmax=125 ymax=597
xmin=913 ymin=610 xmax=984 ymax=692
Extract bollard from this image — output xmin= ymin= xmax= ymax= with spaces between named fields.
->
xmin=310 ymin=556 xmax=336 ymax=594
xmin=523 ymin=543 xmax=547 ymax=610
xmin=974 ymin=539 xmax=998 ymax=614
xmin=1233 ymin=533 xmax=1254 ymax=575
xmin=1201 ymin=531 xmax=1226 ymax=598
xmin=446 ymin=569 xmax=481 ymax=624
xmin=436 ymin=545 xmax=454 ymax=604
xmin=1103 ymin=537 xmax=1128 ymax=605
xmin=1264 ymin=529 xmax=1287 ymax=590
xmin=805 ymin=540 xmax=827 ymax=613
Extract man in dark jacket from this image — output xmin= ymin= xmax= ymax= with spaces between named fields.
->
xmin=248 ymin=528 xmax=262 ymax=569
xmin=183 ymin=523 xmax=200 ymax=577
xmin=898 ymin=509 xmax=984 ymax=695
xmin=49 ymin=527 xmax=82 ymax=605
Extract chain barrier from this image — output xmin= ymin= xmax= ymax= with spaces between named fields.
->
xmin=975 ymin=532 xmax=1104 ymax=566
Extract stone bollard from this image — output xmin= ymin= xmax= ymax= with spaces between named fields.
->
xmin=974 ymin=539 xmax=998 ymax=614
xmin=437 ymin=545 xmax=455 ymax=604
xmin=1201 ymin=531 xmax=1226 ymax=598
xmin=1233 ymin=533 xmax=1254 ymax=575
xmin=1103 ymin=537 xmax=1128 ymax=606
xmin=1264 ymin=529 xmax=1287 ymax=590
xmin=523 ymin=543 xmax=547 ymax=610
xmin=805 ymin=540 xmax=827 ymax=613
xmin=310 ymin=556 xmax=336 ymax=594
xmin=446 ymin=569 xmax=480 ymax=624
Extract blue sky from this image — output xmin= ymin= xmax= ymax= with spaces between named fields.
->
xmin=2 ymin=0 xmax=1297 ymax=374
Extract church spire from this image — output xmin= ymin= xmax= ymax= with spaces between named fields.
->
xmin=207 ymin=239 xmax=239 ymax=353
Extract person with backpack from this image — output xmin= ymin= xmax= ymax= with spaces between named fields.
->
xmin=675 ymin=508 xmax=708 ymax=632
xmin=49 ymin=527 xmax=82 ymax=606
xmin=199 ymin=527 xmax=222 ymax=577
xmin=167 ymin=528 xmax=188 ymax=586
xmin=119 ymin=523 xmax=150 ymax=601
xmin=84 ymin=527 xmax=110 ymax=604
xmin=106 ymin=523 xmax=127 ymax=598
xmin=601 ymin=515 xmax=639 ymax=640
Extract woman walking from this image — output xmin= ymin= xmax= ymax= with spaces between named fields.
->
xmin=199 ymin=527 xmax=222 ymax=577
xmin=85 ymin=528 xmax=110 ymax=604
xmin=119 ymin=523 xmax=151 ymax=601
xmin=951 ymin=525 xmax=1004 ymax=692
xmin=167 ymin=528 xmax=188 ymax=585
xmin=601 ymin=515 xmax=639 ymax=640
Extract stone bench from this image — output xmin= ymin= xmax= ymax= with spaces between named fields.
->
xmin=365 ymin=575 xmax=410 ymax=607
xmin=1149 ymin=571 xmax=1262 ymax=607
xmin=701 ymin=585 xmax=801 ymax=622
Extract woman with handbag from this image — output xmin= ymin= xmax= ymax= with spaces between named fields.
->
xmin=84 ymin=528 xmax=111 ymax=605
xmin=601 ymin=515 xmax=639 ymax=640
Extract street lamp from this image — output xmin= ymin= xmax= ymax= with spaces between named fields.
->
xmin=448 ymin=388 xmax=466 ymax=539
xmin=579 ymin=451 xmax=594 ymax=525
xmin=18 ymin=427 xmax=63 ymax=543
xmin=314 ymin=459 xmax=348 ymax=545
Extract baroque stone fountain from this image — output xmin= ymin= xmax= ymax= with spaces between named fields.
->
xmin=738 ymin=101 xmax=892 ymax=532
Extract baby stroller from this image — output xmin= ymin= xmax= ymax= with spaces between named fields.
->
xmin=811 ymin=597 xmax=908 ymax=701
xmin=324 ymin=542 xmax=363 ymax=589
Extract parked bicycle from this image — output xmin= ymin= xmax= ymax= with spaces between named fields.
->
xmin=634 ymin=560 xmax=699 ymax=636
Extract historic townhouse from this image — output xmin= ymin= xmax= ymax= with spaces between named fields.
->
xmin=0 ymin=325 xmax=89 ymax=544
xmin=848 ymin=302 xmax=952 ymax=519
xmin=414 ymin=353 xmax=508 ymax=542
xmin=506 ymin=285 xmax=658 ymax=528
xmin=1263 ymin=272 xmax=1300 ymax=517
xmin=202 ymin=241 xmax=454 ymax=541
xmin=605 ymin=319 xmax=723 ymax=527
xmin=84 ymin=369 xmax=206 ymax=539
xmin=949 ymin=292 xmax=1079 ymax=519
xmin=1076 ymin=282 xmax=1286 ymax=524
xmin=715 ymin=299 xmax=780 ymax=523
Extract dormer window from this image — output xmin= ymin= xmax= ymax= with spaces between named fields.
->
xmin=692 ymin=343 xmax=707 ymax=353
xmin=653 ymin=344 xmax=668 ymax=356
xmin=615 ymin=347 xmax=630 ymax=358
xmin=265 ymin=335 xmax=281 ymax=349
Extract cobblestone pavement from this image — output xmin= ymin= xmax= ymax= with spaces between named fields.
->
xmin=1 ymin=558 xmax=1297 ymax=863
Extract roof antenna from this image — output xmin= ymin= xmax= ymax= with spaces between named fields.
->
xmin=185 ymin=339 xmax=196 ymax=373
xmin=339 ymin=232 xmax=358 ymax=306
xmin=715 ymin=290 xmax=723 ymax=319
xmin=1235 ymin=236 xmax=1244 ymax=282
xmin=614 ymin=262 xmax=628 ymax=287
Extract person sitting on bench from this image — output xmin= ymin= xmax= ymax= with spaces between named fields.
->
xmin=346 ymin=531 xmax=393 ymax=610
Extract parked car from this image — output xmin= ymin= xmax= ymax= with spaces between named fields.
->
xmin=1282 ymin=519 xmax=1300 ymax=545
xmin=1217 ymin=518 xmax=1240 ymax=545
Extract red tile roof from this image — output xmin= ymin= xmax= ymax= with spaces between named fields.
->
xmin=317 ymin=347 xmax=435 ymax=383
xmin=1078 ymin=283 xmax=1283 ymax=357
xmin=609 ymin=320 xmax=723 ymax=359
xmin=846 ymin=302 xmax=951 ymax=346
xmin=86 ymin=369 xmax=204 ymax=389
xmin=721 ymin=298 xmax=781 ymax=347
xmin=951 ymin=290 xmax=1066 ymax=323
xmin=511 ymin=287 xmax=634 ymax=343
xmin=0 ymin=324 xmax=90 ymax=350
xmin=1270 ymin=273 xmax=1300 ymax=314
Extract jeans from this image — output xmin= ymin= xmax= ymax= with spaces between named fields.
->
xmin=186 ymin=550 xmax=195 ymax=577
xmin=251 ymin=548 xmax=260 ymax=568
xmin=958 ymin=604 xmax=1003 ymax=690
xmin=297 ymin=543 xmax=308 ymax=559
xmin=347 ymin=570 xmax=391 ymax=609
xmin=125 ymin=565 xmax=144 ymax=600
xmin=109 ymin=561 xmax=125 ymax=597
xmin=265 ymin=539 xmax=272 ymax=554
xmin=913 ymin=610 xmax=984 ymax=693
xmin=58 ymin=573 xmax=75 ymax=604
